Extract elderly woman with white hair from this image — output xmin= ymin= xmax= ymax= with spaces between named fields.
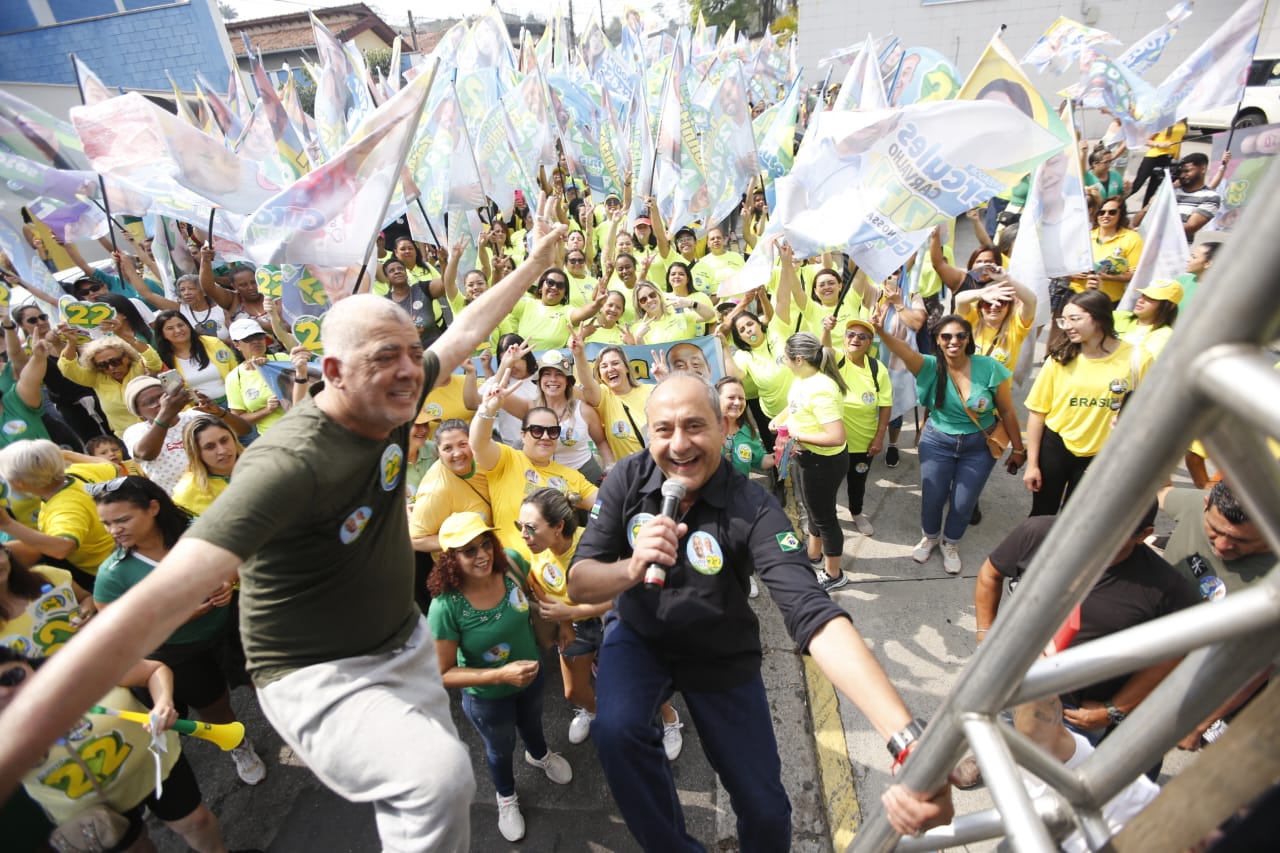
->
xmin=0 ymin=439 xmax=118 ymax=590
xmin=57 ymin=321 xmax=162 ymax=437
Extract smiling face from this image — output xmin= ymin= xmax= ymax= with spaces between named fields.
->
xmin=93 ymin=347 xmax=131 ymax=383
xmin=815 ymin=272 xmax=841 ymax=304
xmin=1058 ymin=304 xmax=1098 ymax=345
xmin=978 ymin=299 xmax=1011 ymax=326
xmin=637 ymin=284 xmax=662 ymax=318
xmin=718 ymin=380 xmax=746 ymax=421
xmin=935 ymin=321 xmax=970 ymax=360
xmin=96 ymin=498 xmax=160 ymax=552
xmin=844 ymin=325 xmax=873 ymax=358
xmin=394 ymin=238 xmax=418 ymax=268
xmin=615 ymin=233 xmax=635 ymax=254
xmin=668 ymin=343 xmax=709 ymax=378
xmin=463 ymin=271 xmax=488 ymax=302
xmin=538 ymin=367 xmax=569 ymax=400
xmin=196 ymin=423 xmax=239 ymax=476
xmin=667 ymin=265 xmax=689 ymax=291
xmin=647 ymin=375 xmax=725 ymax=502
xmin=454 ymin=533 xmax=496 ymax=579
xmin=676 ymin=233 xmax=696 ymax=258
xmin=615 ymin=256 xmax=636 ymax=285
xmin=599 ymin=292 xmax=625 ymax=326
xmin=540 ymin=273 xmax=568 ymax=305
xmin=596 ymin=350 xmax=630 ymax=391
xmin=327 ymin=314 xmax=427 ymax=436
xmin=1133 ymin=295 xmax=1159 ymax=322
xmin=435 ymin=427 xmax=475 ymax=477
xmin=161 ymin=315 xmax=191 ymax=346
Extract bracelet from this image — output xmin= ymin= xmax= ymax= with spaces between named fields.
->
xmin=292 ymin=375 xmax=309 ymax=384
xmin=218 ymin=407 xmax=228 ymax=417
xmin=1011 ymin=448 xmax=1027 ymax=455
xmin=975 ymin=628 xmax=989 ymax=634
xmin=476 ymin=411 xmax=497 ymax=420
xmin=153 ymin=419 xmax=173 ymax=430
xmin=1 ymin=323 xmax=15 ymax=331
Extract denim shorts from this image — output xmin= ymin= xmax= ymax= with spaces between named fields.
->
xmin=561 ymin=616 xmax=603 ymax=658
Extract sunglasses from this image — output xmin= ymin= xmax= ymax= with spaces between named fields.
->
xmin=1098 ymin=209 xmax=1121 ymax=217
xmin=567 ymin=257 xmax=586 ymax=264
xmin=979 ymin=301 xmax=1005 ymax=311
xmin=76 ymin=282 xmax=105 ymax=295
xmin=513 ymin=521 xmax=540 ymax=537
xmin=938 ymin=332 xmax=970 ymax=343
xmin=22 ymin=313 xmax=49 ymax=325
xmin=94 ymin=356 xmax=127 ymax=370
xmin=0 ymin=665 xmax=28 ymax=688
xmin=524 ymin=424 xmax=562 ymax=440
xmin=456 ymin=535 xmax=495 ymax=559
xmin=85 ymin=476 xmax=131 ymax=498
xmin=543 ymin=279 xmax=567 ymax=289
xmin=845 ymin=331 xmax=872 ymax=342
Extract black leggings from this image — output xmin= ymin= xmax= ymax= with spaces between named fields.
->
xmin=1130 ymin=155 xmax=1173 ymax=207
xmin=845 ymin=451 xmax=872 ymax=515
xmin=796 ymin=450 xmax=849 ymax=557
xmin=1030 ymin=427 xmax=1094 ymax=517
xmin=747 ymin=397 xmax=776 ymax=452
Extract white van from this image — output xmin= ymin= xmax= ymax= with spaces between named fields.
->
xmin=1188 ymin=55 xmax=1280 ymax=131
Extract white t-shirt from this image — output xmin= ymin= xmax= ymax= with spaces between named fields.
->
xmin=180 ymin=303 xmax=230 ymax=343
xmin=491 ymin=377 xmax=539 ymax=447
xmin=177 ymin=354 xmax=226 ymax=401
xmin=122 ymin=409 xmax=203 ymax=496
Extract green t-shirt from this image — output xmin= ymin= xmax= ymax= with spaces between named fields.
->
xmin=189 ymin=353 xmax=441 ymax=687
xmin=426 ymin=574 xmax=539 ymax=699
xmin=94 ymin=549 xmax=228 ymax=645
xmin=1162 ymin=488 xmax=1276 ymax=600
xmin=916 ymin=354 xmax=1011 ymax=435
xmin=0 ymin=387 xmax=51 ymax=447
xmin=724 ymin=422 xmax=766 ymax=475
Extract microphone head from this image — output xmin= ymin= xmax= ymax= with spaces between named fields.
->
xmin=660 ymin=479 xmax=687 ymax=501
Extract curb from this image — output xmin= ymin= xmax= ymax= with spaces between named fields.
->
xmin=803 ymin=655 xmax=861 ymax=852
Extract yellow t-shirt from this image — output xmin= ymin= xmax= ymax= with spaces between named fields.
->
xmin=0 ymin=566 xmax=80 ymax=657
xmin=567 ymin=272 xmax=597 ymax=309
xmin=584 ymin=324 xmax=626 ymax=346
xmin=796 ymin=293 xmax=868 ymax=342
xmin=731 ymin=317 xmax=793 ymax=418
xmin=1113 ymin=314 xmax=1174 ymax=359
xmin=837 ymin=357 xmax=893 ymax=453
xmin=526 ymin=528 xmax=584 ymax=610
xmin=58 ymin=347 xmax=164 ymax=437
xmin=962 ymin=307 xmax=1033 ymax=371
xmin=225 ymin=354 xmax=292 ymax=433
xmin=485 ymin=444 xmax=597 ymax=557
xmin=691 ymin=251 xmax=744 ymax=296
xmin=1073 ymin=229 xmax=1144 ymax=302
xmin=638 ymin=308 xmax=700 ymax=345
xmin=420 ymin=374 xmax=474 ymax=439
xmin=595 ymin=383 xmax=652 ymax=460
xmin=513 ymin=298 xmax=573 ymax=350
xmin=1144 ymin=122 xmax=1186 ymax=159
xmin=782 ymin=373 xmax=846 ymax=456
xmin=41 ymin=463 xmax=118 ymax=573
xmin=1025 ymin=341 xmax=1152 ymax=456
xmin=409 ymin=461 xmax=492 ymax=550
xmin=171 ymin=472 xmax=230 ymax=517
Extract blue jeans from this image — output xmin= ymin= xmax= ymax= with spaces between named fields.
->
xmin=918 ymin=421 xmax=998 ymax=543
xmin=592 ymin=618 xmax=791 ymax=852
xmin=460 ymin=670 xmax=549 ymax=798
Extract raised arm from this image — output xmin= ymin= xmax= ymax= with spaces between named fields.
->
xmin=470 ymin=370 xmax=515 ymax=470
xmin=966 ymin=207 xmax=995 ymax=250
xmin=646 ymin=195 xmax=671 ymax=259
xmin=870 ymin=303 xmax=925 ymax=375
xmin=775 ymin=242 xmax=803 ymax=322
xmin=570 ymin=333 xmax=601 ymax=408
xmin=14 ymin=336 xmax=50 ymax=410
xmin=198 ymin=245 xmax=235 ymax=310
xmin=929 ymin=227 xmax=967 ymax=290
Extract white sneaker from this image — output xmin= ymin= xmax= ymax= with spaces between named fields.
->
xmin=229 ymin=741 xmax=265 ymax=785
xmin=912 ymin=535 xmax=939 ymax=564
xmin=496 ymin=792 xmax=525 ymax=841
xmin=853 ymin=514 xmax=874 ymax=536
xmin=568 ymin=708 xmax=594 ymax=745
xmin=941 ymin=541 xmax=962 ymax=575
xmin=524 ymin=749 xmax=573 ymax=784
xmin=662 ymin=711 xmax=684 ymax=761
xmin=748 ymin=575 xmax=759 ymax=598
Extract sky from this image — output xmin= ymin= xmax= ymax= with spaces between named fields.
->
xmin=224 ymin=0 xmax=686 ymax=31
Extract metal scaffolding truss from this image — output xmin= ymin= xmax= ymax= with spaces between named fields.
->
xmin=848 ymin=158 xmax=1280 ymax=853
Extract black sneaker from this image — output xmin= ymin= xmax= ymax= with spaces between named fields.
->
xmin=820 ymin=573 xmax=849 ymax=593
xmin=885 ymin=445 xmax=900 ymax=468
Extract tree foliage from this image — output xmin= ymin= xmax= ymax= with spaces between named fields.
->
xmin=217 ymin=2 xmax=238 ymax=21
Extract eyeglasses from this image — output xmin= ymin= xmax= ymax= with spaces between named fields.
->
xmin=845 ymin=331 xmax=872 ymax=342
xmin=523 ymin=424 xmax=562 ymax=440
xmin=22 ymin=313 xmax=49 ymax=325
xmin=456 ymin=535 xmax=494 ymax=559
xmin=93 ymin=356 xmax=127 ymax=370
xmin=85 ymin=476 xmax=130 ymax=498
xmin=938 ymin=332 xmax=970 ymax=343
xmin=0 ymin=665 xmax=28 ymax=688
xmin=513 ymin=521 xmax=540 ymax=537
xmin=1098 ymin=209 xmax=1121 ymax=217
xmin=1055 ymin=315 xmax=1089 ymax=329
xmin=543 ymin=279 xmax=567 ymax=289
xmin=567 ymin=257 xmax=586 ymax=264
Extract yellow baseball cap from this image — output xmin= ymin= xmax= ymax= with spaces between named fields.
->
xmin=438 ymin=513 xmax=496 ymax=551
xmin=1137 ymin=280 xmax=1184 ymax=305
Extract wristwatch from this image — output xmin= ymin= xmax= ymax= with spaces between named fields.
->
xmin=1104 ymin=701 xmax=1126 ymax=726
xmin=887 ymin=718 xmax=927 ymax=761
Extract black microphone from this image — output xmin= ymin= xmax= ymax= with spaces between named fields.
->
xmin=643 ymin=479 xmax=687 ymax=590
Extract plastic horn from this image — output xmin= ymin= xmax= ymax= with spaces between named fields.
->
xmin=88 ymin=705 xmax=245 ymax=751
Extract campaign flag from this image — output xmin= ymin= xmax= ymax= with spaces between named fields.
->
xmin=771 ymin=101 xmax=1063 ymax=282
xmin=428 ymin=20 xmax=470 ymax=71
xmin=833 ymin=36 xmax=889 ymax=111
xmin=0 ymin=89 xmax=87 ymax=171
xmin=311 ymin=12 xmax=365 ymax=157
xmin=71 ymin=55 xmax=115 ymax=108
xmin=1118 ymin=174 xmax=1189 ymax=310
xmin=889 ymin=47 xmax=962 ymax=106
xmin=718 ymin=233 xmax=776 ymax=299
xmin=594 ymin=90 xmax=627 ymax=199
xmin=226 ymin=66 xmax=253 ymax=125
xmin=0 ymin=217 xmax=65 ymax=301
xmin=240 ymin=67 xmax=434 ymax=268
xmin=407 ymin=83 xmax=487 ymax=224
xmin=754 ymin=72 xmax=802 ymax=179
xmin=1022 ymin=17 xmax=1119 ymax=75
xmin=165 ymin=70 xmax=202 ymax=130
xmin=1209 ymin=121 xmax=1280 ymax=231
xmin=958 ymin=34 xmax=1070 ymax=145
xmin=501 ymin=65 xmax=558 ymax=184
xmin=458 ymin=6 xmax=516 ymax=73
xmin=628 ymin=82 xmax=655 ymax=198
xmin=698 ymin=61 xmax=760 ymax=230
xmin=149 ymin=216 xmax=194 ymax=300
xmin=1118 ymin=1 xmax=1195 ymax=76
xmin=244 ymin=39 xmax=312 ymax=179
xmin=1024 ymin=103 xmax=1093 ymax=279
xmin=652 ymin=37 xmax=708 ymax=232
xmin=0 ymin=150 xmax=106 ymax=242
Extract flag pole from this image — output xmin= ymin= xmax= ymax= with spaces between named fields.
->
xmin=207 ymin=207 xmax=216 ymax=247
xmin=68 ymin=53 xmax=119 ymax=257
xmin=1224 ymin=0 xmax=1270 ymax=151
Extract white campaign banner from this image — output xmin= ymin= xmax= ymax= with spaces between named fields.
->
xmin=771 ymin=101 xmax=1063 ymax=282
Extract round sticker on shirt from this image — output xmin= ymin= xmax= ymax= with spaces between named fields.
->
xmin=972 ymin=395 xmax=991 ymax=413
xmin=627 ymin=512 xmax=656 ymax=547
xmin=547 ymin=476 xmax=567 ymax=492
xmin=612 ymin=420 xmax=630 ymax=437
xmin=423 ymin=402 xmax=444 ymax=420
xmin=508 ymin=585 xmax=529 ymax=612
xmin=215 ymin=349 xmax=231 ymax=364
xmin=244 ymin=386 xmax=261 ymax=401
xmin=483 ymin=643 xmax=512 ymax=663
xmin=339 ymin=506 xmax=372 ymax=544
xmin=686 ymin=531 xmax=724 ymax=575
xmin=380 ymin=445 xmax=403 ymax=491
xmin=540 ymin=560 xmax=566 ymax=592
xmin=1109 ymin=377 xmax=1130 ymax=395
xmin=860 ymin=391 xmax=876 ymax=405
xmin=992 ymin=348 xmax=1010 ymax=364
xmin=735 ymin=443 xmax=753 ymax=462
xmin=1199 ymin=575 xmax=1227 ymax=601
xmin=524 ymin=468 xmax=539 ymax=484
xmin=2 ymin=420 xmax=28 ymax=437
xmin=855 ymin=462 xmax=869 ymax=474
xmin=412 ymin=300 xmax=424 ymax=311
